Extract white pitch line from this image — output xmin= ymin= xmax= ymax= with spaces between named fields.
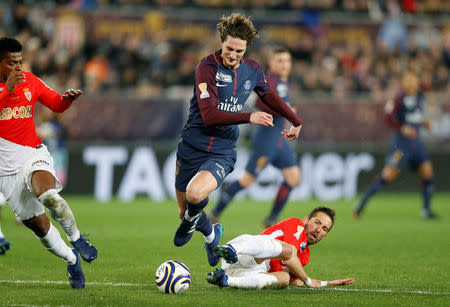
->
xmin=306 ymin=287 xmax=450 ymax=295
xmin=1 ymin=280 xmax=449 ymax=295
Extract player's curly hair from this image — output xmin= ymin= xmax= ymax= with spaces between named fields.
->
xmin=308 ymin=206 xmax=336 ymax=231
xmin=0 ymin=37 xmax=22 ymax=60
xmin=217 ymin=13 xmax=259 ymax=47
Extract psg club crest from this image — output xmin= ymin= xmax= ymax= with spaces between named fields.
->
xmin=244 ymin=80 xmax=251 ymax=91
xmin=23 ymin=88 xmax=32 ymax=101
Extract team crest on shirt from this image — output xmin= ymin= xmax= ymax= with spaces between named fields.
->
xmin=198 ymin=83 xmax=209 ymax=99
xmin=244 ymin=80 xmax=251 ymax=90
xmin=300 ymin=241 xmax=307 ymax=252
xmin=0 ymin=87 xmax=3 ymax=93
xmin=23 ymin=88 xmax=32 ymax=101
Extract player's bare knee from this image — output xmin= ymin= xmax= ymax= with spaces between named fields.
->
xmin=185 ymin=186 xmax=204 ymax=204
xmin=239 ymin=173 xmax=256 ymax=188
xmin=33 ymin=185 xmax=55 ymax=199
xmin=283 ymin=167 xmax=300 ymax=187
xmin=286 ymin=173 xmax=300 ymax=187
xmin=382 ymin=168 xmax=399 ymax=182
xmin=277 ymin=273 xmax=290 ymax=288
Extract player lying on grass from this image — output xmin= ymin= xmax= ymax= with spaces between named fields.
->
xmin=207 ymin=206 xmax=354 ymax=289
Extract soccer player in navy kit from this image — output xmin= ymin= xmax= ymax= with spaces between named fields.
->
xmin=210 ymin=47 xmax=301 ymax=228
xmin=353 ymin=72 xmax=436 ymax=219
xmin=174 ymin=14 xmax=302 ymax=267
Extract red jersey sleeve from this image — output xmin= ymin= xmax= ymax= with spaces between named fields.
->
xmin=31 ymin=74 xmax=73 ymax=113
xmin=196 ymin=62 xmax=251 ymax=126
xmin=258 ymin=89 xmax=302 ymax=126
xmin=384 ymin=94 xmax=403 ymax=130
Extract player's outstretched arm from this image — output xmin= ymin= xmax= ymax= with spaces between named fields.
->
xmin=62 ymin=89 xmax=83 ymax=102
xmin=281 ymin=244 xmax=321 ymax=287
xmin=291 ymin=277 xmax=354 ymax=287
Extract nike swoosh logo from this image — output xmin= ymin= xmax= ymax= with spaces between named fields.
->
xmin=216 ymin=83 xmax=228 ymax=87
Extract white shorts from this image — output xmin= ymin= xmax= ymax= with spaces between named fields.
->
xmin=0 ymin=145 xmax=62 ymax=220
xmin=221 ymin=234 xmax=274 ymax=277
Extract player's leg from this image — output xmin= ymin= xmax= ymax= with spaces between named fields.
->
xmin=207 ymin=268 xmax=286 ymax=289
xmin=21 ymin=214 xmax=85 ymax=288
xmin=208 ymin=250 xmax=289 ymax=289
xmin=418 ymin=161 xmax=436 ymax=219
xmin=175 ymin=186 xmax=224 ymax=266
xmin=31 ymin=170 xmax=97 ymax=263
xmin=264 ymin=166 xmax=300 ymax=227
xmin=353 ymin=165 xmax=399 ymax=218
xmin=263 ymin=143 xmax=299 ymax=227
xmin=214 ymin=234 xmax=290 ymax=264
xmin=227 ymin=272 xmax=288 ymax=289
xmin=209 ymin=171 xmax=256 ymax=223
xmin=174 ymin=170 xmax=217 ymax=245
xmin=6 ymin=174 xmax=85 ymax=289
xmin=174 ymin=154 xmax=233 ymax=248
xmin=353 ymin=143 xmax=407 ymax=218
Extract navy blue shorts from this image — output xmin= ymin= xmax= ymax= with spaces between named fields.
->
xmin=245 ymin=135 xmax=297 ymax=177
xmin=385 ymin=133 xmax=430 ymax=171
xmin=175 ymin=141 xmax=235 ymax=192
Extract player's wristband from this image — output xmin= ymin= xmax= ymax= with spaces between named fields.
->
xmin=320 ymin=281 xmax=328 ymax=287
xmin=305 ymin=278 xmax=312 ymax=286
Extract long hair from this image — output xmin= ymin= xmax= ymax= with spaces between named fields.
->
xmin=217 ymin=13 xmax=259 ymax=47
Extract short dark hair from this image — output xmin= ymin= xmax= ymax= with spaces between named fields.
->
xmin=0 ymin=37 xmax=22 ymax=61
xmin=217 ymin=13 xmax=259 ymax=47
xmin=308 ymin=206 xmax=336 ymax=231
xmin=272 ymin=46 xmax=290 ymax=55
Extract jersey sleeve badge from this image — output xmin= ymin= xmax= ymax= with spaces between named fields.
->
xmin=198 ymin=83 xmax=210 ymax=99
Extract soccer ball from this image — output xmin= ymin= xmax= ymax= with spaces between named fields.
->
xmin=155 ymin=260 xmax=191 ymax=294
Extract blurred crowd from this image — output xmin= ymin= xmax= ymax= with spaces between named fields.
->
xmin=26 ymin=0 xmax=450 ymax=13
xmin=1 ymin=0 xmax=449 ymax=103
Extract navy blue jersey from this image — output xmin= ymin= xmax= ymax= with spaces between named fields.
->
xmin=254 ymin=72 xmax=290 ymax=133
xmin=385 ymin=91 xmax=426 ymax=135
xmin=181 ymin=50 xmax=271 ymax=157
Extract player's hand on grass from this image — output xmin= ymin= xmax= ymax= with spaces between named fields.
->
xmin=307 ymin=279 xmax=322 ymax=288
xmin=250 ymin=112 xmax=273 ymax=127
xmin=281 ymin=124 xmax=302 ymax=141
xmin=400 ymin=125 xmax=417 ymax=139
xmin=63 ymin=89 xmax=83 ymax=101
xmin=6 ymin=70 xmax=25 ymax=93
xmin=327 ymin=278 xmax=355 ymax=286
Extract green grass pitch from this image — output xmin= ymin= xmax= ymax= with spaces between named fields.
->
xmin=1 ymin=193 xmax=449 ymax=306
